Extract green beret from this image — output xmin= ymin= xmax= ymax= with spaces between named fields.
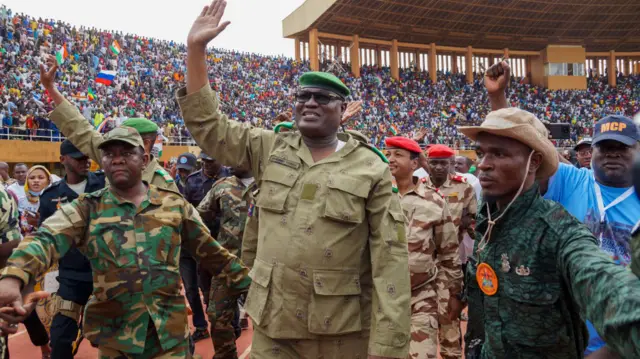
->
xmin=299 ymin=72 xmax=350 ymax=98
xmin=121 ymin=118 xmax=158 ymax=134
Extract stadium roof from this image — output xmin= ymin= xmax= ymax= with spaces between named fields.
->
xmin=283 ymin=0 xmax=640 ymax=52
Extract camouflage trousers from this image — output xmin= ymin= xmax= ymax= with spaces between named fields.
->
xmin=251 ymin=326 xmax=369 ymax=359
xmin=409 ymin=282 xmax=439 ymax=359
xmin=207 ymin=277 xmax=239 ymax=359
xmin=97 ymin=320 xmax=191 ymax=359
xmin=437 ymin=283 xmax=462 ymax=359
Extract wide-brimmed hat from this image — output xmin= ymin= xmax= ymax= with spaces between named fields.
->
xmin=458 ymin=108 xmax=558 ymax=179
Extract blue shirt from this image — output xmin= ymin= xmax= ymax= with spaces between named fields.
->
xmin=544 ymin=163 xmax=640 ymax=354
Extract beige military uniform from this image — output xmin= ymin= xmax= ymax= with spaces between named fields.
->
xmin=178 ymin=85 xmax=411 ymax=359
xmin=50 ymin=101 xmax=178 ymax=192
xmin=399 ymin=178 xmax=462 ymax=359
xmin=425 ymin=174 xmax=476 ymax=359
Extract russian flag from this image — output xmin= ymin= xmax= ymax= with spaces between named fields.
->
xmin=96 ymin=70 xmax=116 ymax=85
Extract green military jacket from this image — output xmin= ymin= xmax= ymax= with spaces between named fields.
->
xmin=632 ymin=222 xmax=640 ymax=278
xmin=197 ymin=176 xmax=254 ymax=257
xmin=0 ymin=185 xmax=20 ymax=359
xmin=177 ymin=85 xmax=411 ymax=358
xmin=50 ymin=101 xmax=178 ymax=191
xmin=467 ymin=184 xmax=640 ymax=358
xmin=0 ymin=185 xmax=250 ymax=354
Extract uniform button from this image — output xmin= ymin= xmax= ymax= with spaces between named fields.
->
xmin=323 ymin=316 xmax=331 ymax=326
xmin=299 ymin=269 xmax=308 ymax=278
xmin=324 ymin=248 xmax=333 ymax=258
xmin=288 ymin=173 xmax=295 ymax=179
xmin=336 ymin=339 xmax=343 ymax=346
xmin=315 ymin=279 xmax=323 ymax=288
xmin=341 ymin=212 xmax=351 ymax=221
xmin=271 ymin=258 xmax=277 ymax=266
xmin=280 ymin=216 xmax=287 ymax=224
xmin=387 ymin=284 xmax=396 ymax=295
xmin=354 ymin=278 xmax=360 ymax=287
xmin=327 ymin=178 xmax=334 ymax=186
xmin=295 ymin=309 xmax=304 ymax=319
xmin=305 ymin=226 xmax=313 ymax=235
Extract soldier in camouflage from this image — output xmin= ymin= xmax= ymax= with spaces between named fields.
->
xmin=0 ymin=163 xmax=16 ymax=189
xmin=0 ymin=184 xmax=21 ymax=358
xmin=197 ymin=166 xmax=254 ymax=359
xmin=457 ymin=107 xmax=640 ymax=358
xmin=180 ymin=2 xmax=411 ymax=358
xmin=423 ymin=144 xmax=476 ymax=359
xmin=385 ymin=136 xmax=463 ymax=359
xmin=38 ymin=55 xmax=178 ymax=192
xmin=0 ymin=126 xmax=251 ymax=358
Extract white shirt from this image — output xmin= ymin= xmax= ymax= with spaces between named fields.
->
xmin=67 ymin=179 xmax=87 ymax=195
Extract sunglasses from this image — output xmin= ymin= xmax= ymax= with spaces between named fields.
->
xmin=295 ymin=91 xmax=343 ymax=105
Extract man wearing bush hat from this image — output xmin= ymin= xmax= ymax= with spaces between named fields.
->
xmin=456 ymin=107 xmax=640 ymax=358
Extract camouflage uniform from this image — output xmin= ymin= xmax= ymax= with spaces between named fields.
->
xmin=0 ymin=178 xmax=16 ymax=189
xmin=49 ymin=101 xmax=178 ymax=192
xmin=198 ymin=176 xmax=254 ymax=359
xmin=467 ymin=184 xmax=640 ymax=358
xmin=178 ymin=85 xmax=411 ymax=358
xmin=0 ymin=185 xmax=20 ymax=359
xmin=0 ymin=184 xmax=251 ymax=358
xmin=400 ymin=178 xmax=462 ymax=359
xmin=426 ymin=174 xmax=477 ymax=359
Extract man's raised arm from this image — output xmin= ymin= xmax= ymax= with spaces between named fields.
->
xmin=179 ymin=0 xmax=273 ymax=179
xmin=40 ymin=55 xmax=105 ymax=164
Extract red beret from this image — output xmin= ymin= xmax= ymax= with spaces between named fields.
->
xmin=427 ymin=144 xmax=455 ymax=158
xmin=384 ymin=136 xmax=422 ymax=154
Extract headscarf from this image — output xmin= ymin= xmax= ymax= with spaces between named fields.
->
xmin=24 ymin=165 xmax=52 ymax=204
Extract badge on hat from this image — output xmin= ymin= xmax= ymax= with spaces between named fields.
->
xmin=476 ymin=263 xmax=498 ymax=296
xmin=179 ymin=156 xmax=187 ymax=164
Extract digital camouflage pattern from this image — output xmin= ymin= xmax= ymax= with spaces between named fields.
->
xmin=632 ymin=223 xmax=640 ymax=278
xmin=0 ymin=185 xmax=250 ymax=355
xmin=0 ymin=185 xmax=20 ymax=359
xmin=178 ymin=84 xmax=411 ymax=358
xmin=426 ymin=174 xmax=476 ymax=359
xmin=50 ymin=100 xmax=178 ymax=192
xmin=399 ymin=178 xmax=462 ymax=359
xmin=198 ymin=176 xmax=254 ymax=359
xmin=467 ymin=184 xmax=640 ymax=358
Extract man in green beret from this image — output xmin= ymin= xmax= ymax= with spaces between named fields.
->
xmin=38 ymin=55 xmax=178 ymax=192
xmin=176 ymin=1 xmax=411 ymax=358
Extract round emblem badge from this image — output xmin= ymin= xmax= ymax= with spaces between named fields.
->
xmin=476 ymin=263 xmax=498 ymax=296
xmin=179 ymin=157 xmax=187 ymax=164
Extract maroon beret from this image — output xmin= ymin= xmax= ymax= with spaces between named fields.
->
xmin=384 ymin=136 xmax=422 ymax=154
xmin=427 ymin=144 xmax=455 ymax=158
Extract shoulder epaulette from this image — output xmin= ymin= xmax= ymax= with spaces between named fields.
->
xmin=153 ymin=184 xmax=183 ymax=197
xmin=155 ymin=168 xmax=175 ymax=183
xmin=451 ymin=174 xmax=467 ymax=183
xmin=363 ymin=144 xmax=389 ymax=164
xmin=81 ymin=187 xmax=109 ymax=199
xmin=274 ymin=122 xmax=295 ymax=134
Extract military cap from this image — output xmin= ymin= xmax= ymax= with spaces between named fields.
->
xmin=60 ymin=140 xmax=86 ymax=159
xmin=427 ymin=144 xmax=455 ymax=158
xmin=98 ymin=126 xmax=145 ymax=150
xmin=177 ymin=153 xmax=197 ymax=171
xmin=121 ymin=118 xmax=159 ymax=134
xmin=299 ymin=72 xmax=350 ymax=98
xmin=384 ymin=136 xmax=422 ymax=154
xmin=199 ymin=152 xmax=214 ymax=161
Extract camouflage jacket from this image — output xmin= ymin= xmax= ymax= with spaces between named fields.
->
xmin=400 ymin=177 xmax=462 ymax=295
xmin=0 ymin=184 xmax=250 ymax=355
xmin=632 ymin=222 xmax=639 ymax=278
xmin=425 ymin=174 xmax=477 ymax=242
xmin=178 ymin=85 xmax=411 ymax=358
xmin=50 ymin=100 xmax=178 ymax=192
xmin=0 ymin=184 xmax=20 ymax=245
xmin=467 ymin=184 xmax=640 ymax=358
xmin=197 ymin=176 xmax=254 ymax=257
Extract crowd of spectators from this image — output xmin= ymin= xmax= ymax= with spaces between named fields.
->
xmin=1 ymin=5 xmax=639 ymax=149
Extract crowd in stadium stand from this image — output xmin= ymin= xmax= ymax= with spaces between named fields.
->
xmin=1 ymin=5 xmax=639 ymax=149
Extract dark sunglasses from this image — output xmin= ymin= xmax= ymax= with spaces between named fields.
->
xmin=295 ymin=91 xmax=343 ymax=105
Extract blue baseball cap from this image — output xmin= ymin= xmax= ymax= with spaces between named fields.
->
xmin=593 ymin=115 xmax=639 ymax=146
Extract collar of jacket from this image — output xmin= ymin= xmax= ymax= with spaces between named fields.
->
xmin=476 ymin=183 xmax=540 ymax=234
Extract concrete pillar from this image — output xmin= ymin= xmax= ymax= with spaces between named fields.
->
xmin=415 ymin=51 xmax=421 ymax=71
xmin=390 ymin=39 xmax=399 ymax=80
xmin=452 ymin=54 xmax=458 ymax=74
xmin=336 ymin=44 xmax=342 ymax=62
xmin=350 ymin=35 xmax=360 ymax=78
xmin=466 ymin=46 xmax=473 ymax=84
xmin=609 ymin=50 xmax=616 ymax=87
xmin=309 ymin=29 xmax=319 ymax=71
xmin=429 ymin=43 xmax=437 ymax=83
xmin=376 ymin=47 xmax=381 ymax=68
xmin=295 ymin=38 xmax=300 ymax=61
xmin=302 ymin=42 xmax=307 ymax=61
xmin=623 ymin=58 xmax=628 ymax=75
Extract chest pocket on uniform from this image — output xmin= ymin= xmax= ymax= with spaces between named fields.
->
xmin=502 ymin=276 xmax=567 ymax=348
xmin=145 ymin=211 xmax=182 ymax=267
xmin=324 ymin=176 xmax=370 ymax=224
xmin=256 ymin=165 xmax=298 ymax=214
